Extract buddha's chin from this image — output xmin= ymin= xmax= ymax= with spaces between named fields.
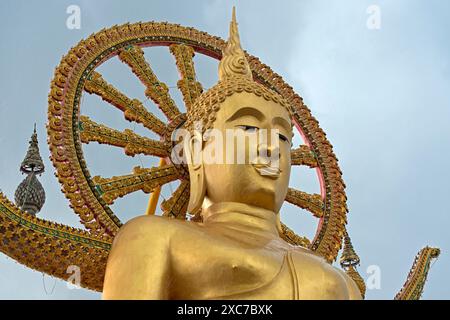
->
xmin=257 ymin=180 xmax=288 ymax=212
xmin=244 ymin=182 xmax=279 ymax=211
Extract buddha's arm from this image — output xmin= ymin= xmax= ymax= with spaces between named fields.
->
xmin=102 ymin=216 xmax=171 ymax=299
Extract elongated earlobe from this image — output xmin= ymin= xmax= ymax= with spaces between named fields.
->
xmin=184 ymin=131 xmax=206 ymax=213
xmin=276 ymin=213 xmax=283 ymax=235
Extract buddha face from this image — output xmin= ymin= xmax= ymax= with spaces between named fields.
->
xmin=197 ymin=92 xmax=292 ymax=213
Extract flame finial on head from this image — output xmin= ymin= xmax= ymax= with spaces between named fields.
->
xmin=218 ymin=7 xmax=253 ymax=81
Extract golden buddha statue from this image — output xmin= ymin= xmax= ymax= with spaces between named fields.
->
xmin=102 ymin=9 xmax=362 ymax=300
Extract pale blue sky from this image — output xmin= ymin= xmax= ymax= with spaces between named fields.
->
xmin=0 ymin=0 xmax=449 ymax=299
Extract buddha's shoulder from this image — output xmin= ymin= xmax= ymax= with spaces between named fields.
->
xmin=290 ymin=246 xmax=362 ymax=299
xmin=113 ymin=215 xmax=202 ymax=246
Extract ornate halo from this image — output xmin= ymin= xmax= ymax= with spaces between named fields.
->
xmin=48 ymin=21 xmax=347 ymax=261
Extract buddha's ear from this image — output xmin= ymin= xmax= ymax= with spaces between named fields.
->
xmin=184 ymin=131 xmax=206 ymax=213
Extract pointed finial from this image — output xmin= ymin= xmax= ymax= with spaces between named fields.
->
xmin=15 ymin=123 xmax=46 ymax=215
xmin=340 ymin=230 xmax=366 ymax=298
xmin=232 ymin=6 xmax=237 ymax=31
xmin=20 ymin=124 xmax=45 ymax=175
xmin=340 ymin=231 xmax=361 ymax=268
xmin=218 ymin=7 xmax=253 ymax=81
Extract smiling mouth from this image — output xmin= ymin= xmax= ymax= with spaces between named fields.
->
xmin=252 ymin=163 xmax=282 ymax=179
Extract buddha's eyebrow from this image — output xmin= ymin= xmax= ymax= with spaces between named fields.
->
xmin=273 ymin=116 xmax=292 ymax=134
xmin=226 ymin=107 xmax=264 ymax=123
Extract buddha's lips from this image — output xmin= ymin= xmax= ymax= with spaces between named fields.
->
xmin=252 ymin=163 xmax=281 ymax=178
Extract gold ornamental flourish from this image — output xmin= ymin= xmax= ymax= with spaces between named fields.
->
xmin=395 ymin=247 xmax=441 ymax=300
xmin=160 ymin=180 xmax=190 ymax=219
xmin=92 ymin=165 xmax=179 ymax=205
xmin=79 ymin=115 xmax=169 ymax=158
xmin=291 ymin=145 xmax=318 ymax=167
xmin=119 ymin=45 xmax=181 ymax=120
xmin=285 ymin=188 xmax=324 ymax=218
xmin=0 ymin=193 xmax=110 ymax=291
xmin=84 ymin=71 xmax=168 ymax=136
xmin=170 ymin=44 xmax=204 ymax=111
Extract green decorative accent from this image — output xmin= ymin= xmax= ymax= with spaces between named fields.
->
xmin=0 ymin=203 xmax=111 ymax=250
xmin=95 ymin=185 xmax=104 ymax=195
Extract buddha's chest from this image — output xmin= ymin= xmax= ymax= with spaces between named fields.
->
xmin=168 ymin=228 xmax=349 ymax=300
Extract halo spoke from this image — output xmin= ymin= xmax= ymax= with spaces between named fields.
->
xmin=161 ymin=180 xmax=189 ymax=219
xmin=285 ymin=188 xmax=324 ymax=218
xmin=92 ymin=165 xmax=179 ymax=205
xmin=84 ymin=71 xmax=168 ymax=136
xmin=291 ymin=145 xmax=317 ymax=167
xmin=118 ymin=45 xmax=181 ymax=120
xmin=279 ymin=222 xmax=311 ymax=247
xmin=79 ymin=115 xmax=169 ymax=158
xmin=170 ymin=44 xmax=203 ymax=111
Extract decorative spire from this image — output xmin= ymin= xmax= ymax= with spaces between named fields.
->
xmin=14 ymin=174 xmax=46 ymax=215
xmin=340 ymin=231 xmax=360 ymax=267
xmin=20 ymin=124 xmax=45 ymax=175
xmin=218 ymin=7 xmax=253 ymax=81
xmin=340 ymin=230 xmax=366 ymax=298
xmin=14 ymin=124 xmax=46 ymax=215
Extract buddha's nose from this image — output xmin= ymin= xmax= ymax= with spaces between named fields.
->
xmin=257 ymin=143 xmax=280 ymax=163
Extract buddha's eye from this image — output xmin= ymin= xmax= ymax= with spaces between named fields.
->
xmin=278 ymin=133 xmax=289 ymax=143
xmin=237 ymin=125 xmax=258 ymax=132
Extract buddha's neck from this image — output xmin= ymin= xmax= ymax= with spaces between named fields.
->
xmin=202 ymin=202 xmax=280 ymax=238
